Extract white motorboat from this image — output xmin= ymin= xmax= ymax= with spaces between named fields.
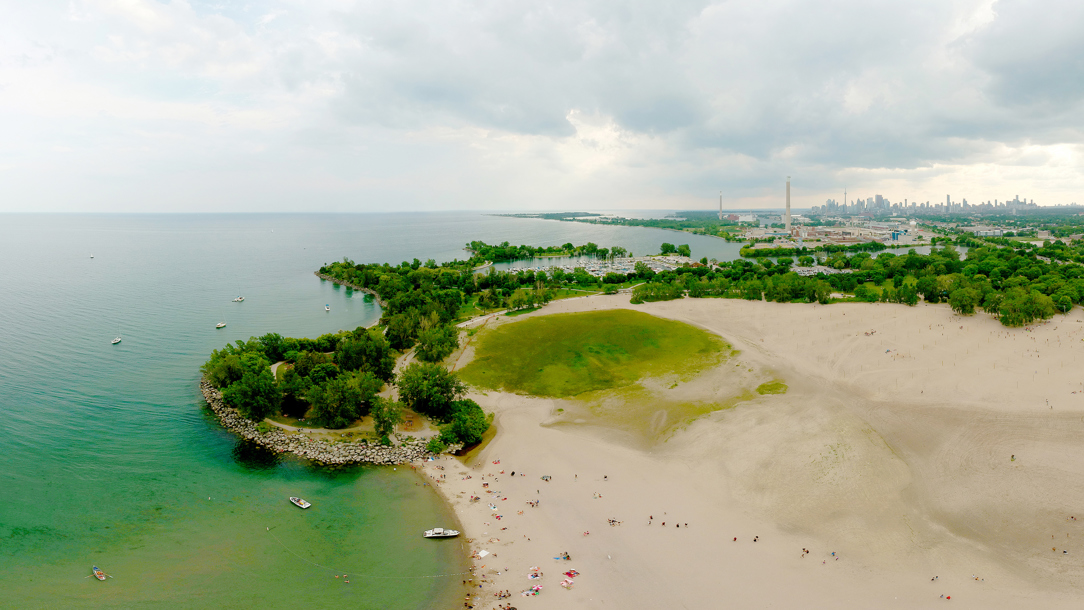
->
xmin=111 ymin=337 xmax=121 ymax=345
xmin=233 ymin=296 xmax=244 ymax=302
xmin=423 ymin=527 xmax=460 ymax=538
xmin=290 ymin=497 xmax=311 ymax=509
xmin=325 ymin=304 xmax=330 ymax=312
xmin=216 ymin=322 xmax=226 ymax=329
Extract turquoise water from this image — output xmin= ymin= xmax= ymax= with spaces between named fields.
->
xmin=0 ymin=212 xmax=744 ymax=608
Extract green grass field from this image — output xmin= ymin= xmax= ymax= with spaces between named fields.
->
xmin=459 ymin=309 xmax=728 ymax=397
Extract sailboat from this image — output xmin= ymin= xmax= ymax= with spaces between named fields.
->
xmin=111 ymin=336 xmax=121 ymax=345
xmin=232 ymin=296 xmax=244 ymax=302
xmin=216 ymin=320 xmax=226 ymax=329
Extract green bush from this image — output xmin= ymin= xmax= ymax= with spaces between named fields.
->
xmin=426 ymin=437 xmax=448 ymax=453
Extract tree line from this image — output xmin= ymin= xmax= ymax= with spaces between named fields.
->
xmin=629 ymin=245 xmax=1083 ymax=327
xmin=467 ymin=240 xmax=630 ymax=262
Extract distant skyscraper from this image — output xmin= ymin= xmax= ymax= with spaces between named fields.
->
xmin=785 ymin=177 xmax=792 ymax=233
xmin=719 ymin=191 xmax=723 ymax=220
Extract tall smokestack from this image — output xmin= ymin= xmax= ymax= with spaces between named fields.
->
xmin=785 ymin=176 xmax=792 ymax=233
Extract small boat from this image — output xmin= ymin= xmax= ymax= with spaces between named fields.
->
xmin=290 ymin=497 xmax=311 ymax=509
xmin=325 ymin=304 xmax=330 ymax=312
xmin=216 ymin=322 xmax=226 ymax=329
xmin=91 ymin=566 xmax=107 ymax=581
xmin=233 ymin=296 xmax=244 ymax=302
xmin=423 ymin=527 xmax=460 ymax=538
xmin=111 ymin=337 xmax=121 ymax=345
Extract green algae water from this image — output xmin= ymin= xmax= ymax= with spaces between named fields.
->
xmin=0 ymin=213 xmax=743 ymax=608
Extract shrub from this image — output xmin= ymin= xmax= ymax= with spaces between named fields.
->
xmin=426 ymin=437 xmax=448 ymax=453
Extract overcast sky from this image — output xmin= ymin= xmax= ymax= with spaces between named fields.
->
xmin=2 ymin=0 xmax=1082 ymax=212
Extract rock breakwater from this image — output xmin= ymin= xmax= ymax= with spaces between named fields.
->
xmin=314 ymin=272 xmax=387 ymax=307
xmin=200 ymin=379 xmax=434 ymax=465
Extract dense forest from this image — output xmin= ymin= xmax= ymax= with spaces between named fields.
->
xmin=200 ymin=327 xmax=489 ymax=449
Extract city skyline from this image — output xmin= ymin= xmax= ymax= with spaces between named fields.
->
xmin=2 ymin=1 xmax=1084 ymax=213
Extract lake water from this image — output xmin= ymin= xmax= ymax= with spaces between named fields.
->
xmin=0 ymin=212 xmax=740 ymax=608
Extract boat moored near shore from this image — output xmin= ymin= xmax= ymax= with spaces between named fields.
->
xmin=423 ymin=527 xmax=459 ymax=538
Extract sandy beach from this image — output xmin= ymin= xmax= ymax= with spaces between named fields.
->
xmin=420 ymin=295 xmax=1084 ymax=609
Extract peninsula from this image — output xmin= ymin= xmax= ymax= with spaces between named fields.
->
xmin=200 ymin=239 xmax=1084 ymax=608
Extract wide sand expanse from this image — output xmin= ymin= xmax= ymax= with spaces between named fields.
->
xmin=421 ymin=295 xmax=1084 ymax=609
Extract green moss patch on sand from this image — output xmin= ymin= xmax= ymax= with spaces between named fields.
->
xmin=756 ymin=380 xmax=788 ymax=395
xmin=459 ymin=310 xmax=728 ymax=397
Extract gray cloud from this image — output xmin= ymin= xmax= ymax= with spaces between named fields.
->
xmin=2 ymin=0 xmax=1083 ymax=212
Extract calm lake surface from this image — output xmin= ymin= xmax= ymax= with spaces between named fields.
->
xmin=0 ymin=212 xmax=741 ymax=609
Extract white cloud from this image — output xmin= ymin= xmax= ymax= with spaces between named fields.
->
xmin=1 ymin=0 xmax=1083 ymax=212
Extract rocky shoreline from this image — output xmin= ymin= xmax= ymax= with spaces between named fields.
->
xmin=200 ymin=378 xmax=442 ymax=465
xmin=314 ymin=272 xmax=388 ymax=307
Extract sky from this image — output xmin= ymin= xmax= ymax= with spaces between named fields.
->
xmin=2 ymin=0 xmax=1082 ymax=213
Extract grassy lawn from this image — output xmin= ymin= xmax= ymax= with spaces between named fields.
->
xmin=459 ymin=309 xmax=728 ymax=397
xmin=756 ymin=380 xmax=788 ymax=395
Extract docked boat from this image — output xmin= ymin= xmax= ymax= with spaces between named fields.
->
xmin=91 ymin=566 xmax=107 ymax=581
xmin=233 ymin=296 xmax=244 ymax=302
xmin=289 ymin=496 xmax=311 ymax=509
xmin=423 ymin=527 xmax=459 ymax=538
xmin=216 ymin=322 xmax=226 ymax=329
xmin=325 ymin=304 xmax=330 ymax=312
xmin=111 ymin=337 xmax=121 ymax=345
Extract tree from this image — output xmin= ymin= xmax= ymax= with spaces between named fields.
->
xmin=370 ymin=396 xmax=404 ymax=443
xmin=741 ymin=279 xmax=763 ymax=301
xmin=898 ymin=284 xmax=919 ymax=306
xmin=981 ymin=290 xmax=1002 ymax=314
xmin=676 ymin=244 xmax=691 ymax=258
xmin=222 ymin=352 xmax=280 ymax=421
xmin=294 ymin=350 xmax=333 ymax=378
xmin=335 ymin=330 xmax=396 ymax=381
xmin=440 ymin=399 xmax=492 ymax=446
xmin=396 ymin=362 xmax=466 ymax=421
xmin=415 ymin=324 xmax=460 ymax=363
xmin=278 ymin=366 xmax=312 ymax=418
xmin=308 ymin=370 xmax=382 ymax=428
xmin=308 ymin=362 xmax=340 ymax=385
xmin=949 ymin=288 xmax=980 ymax=315
xmin=257 ymin=332 xmax=288 ymax=362
xmin=916 ymin=276 xmax=941 ymax=303
xmin=201 ymin=352 xmax=245 ymax=389
xmin=853 ymin=285 xmax=878 ymax=302
xmin=660 ymin=243 xmax=677 ymax=255
xmin=998 ymin=287 xmax=1055 ymax=327
xmin=385 ymin=313 xmax=417 ymax=350
xmin=1054 ymin=293 xmax=1073 ymax=314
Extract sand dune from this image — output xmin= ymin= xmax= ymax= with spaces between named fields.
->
xmin=422 ymin=296 xmax=1084 ymax=608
